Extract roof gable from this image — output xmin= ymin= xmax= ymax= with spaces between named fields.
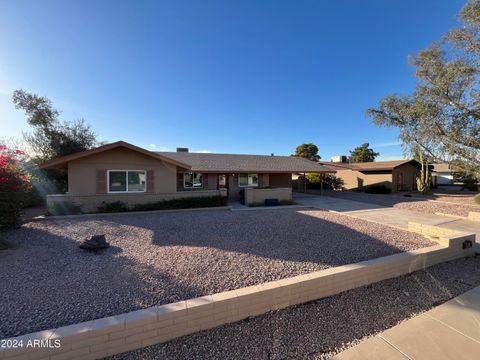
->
xmin=318 ymin=159 xmax=420 ymax=172
xmin=39 ymin=141 xmax=191 ymax=169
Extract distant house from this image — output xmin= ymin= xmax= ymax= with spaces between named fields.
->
xmin=40 ymin=141 xmax=332 ymax=211
xmin=318 ymin=159 xmax=423 ymax=192
xmin=431 ymin=163 xmax=454 ymax=185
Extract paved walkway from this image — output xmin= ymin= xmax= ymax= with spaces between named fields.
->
xmin=332 ymin=285 xmax=480 ymax=360
xmin=294 ymin=193 xmax=480 ymax=247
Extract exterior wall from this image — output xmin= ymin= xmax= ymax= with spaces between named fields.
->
xmin=335 ymin=169 xmax=393 ymax=191
xmin=216 ymin=173 xmax=292 ymax=198
xmin=268 ymin=173 xmax=293 ymax=188
xmin=392 ymin=163 xmax=420 ymax=191
xmin=244 ymin=187 xmax=292 ymax=206
xmin=1 ymin=228 xmax=474 ymax=360
xmin=47 ymin=190 xmax=227 ymax=213
xmin=68 ymin=147 xmax=177 ymax=195
xmin=434 ymin=172 xmax=454 ymax=185
xmin=177 ymin=173 xmax=218 ymax=192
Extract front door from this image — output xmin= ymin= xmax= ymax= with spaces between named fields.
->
xmin=218 ymin=174 xmax=228 ymax=196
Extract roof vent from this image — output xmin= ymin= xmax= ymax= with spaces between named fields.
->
xmin=176 ymin=147 xmax=189 ymax=152
xmin=331 ymin=155 xmax=350 ymax=163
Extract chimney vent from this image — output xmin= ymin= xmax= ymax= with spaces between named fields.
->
xmin=176 ymin=147 xmax=189 ymax=152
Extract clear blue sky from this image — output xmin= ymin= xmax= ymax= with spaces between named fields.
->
xmin=0 ymin=0 xmax=466 ymax=160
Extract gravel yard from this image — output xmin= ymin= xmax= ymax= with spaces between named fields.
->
xmin=0 ymin=208 xmax=433 ymax=338
xmin=107 ymin=256 xmax=480 ymax=360
xmin=324 ymin=190 xmax=479 ymax=217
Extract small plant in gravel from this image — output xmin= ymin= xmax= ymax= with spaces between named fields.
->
xmin=416 ymin=153 xmax=430 ymax=195
xmin=0 ymin=145 xmax=32 ymax=229
xmin=132 ymin=196 xmax=227 ymax=211
xmin=97 ymin=201 xmax=130 ymax=213
xmin=47 ymin=202 xmax=83 ymax=216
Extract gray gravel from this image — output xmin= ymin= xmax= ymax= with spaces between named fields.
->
xmin=0 ymin=208 xmax=432 ymax=338
xmin=324 ymin=191 xmax=479 ymax=217
xmin=107 ymin=255 xmax=480 ymax=360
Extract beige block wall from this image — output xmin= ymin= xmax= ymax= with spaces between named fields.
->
xmin=47 ymin=190 xmax=226 ymax=213
xmin=269 ymin=173 xmax=292 ymax=188
xmin=336 ymin=169 xmax=392 ymax=191
xmin=468 ymin=212 xmax=480 ymax=222
xmin=68 ymin=147 xmax=178 ymax=195
xmin=1 ymin=228 xmax=474 ymax=360
xmin=228 ymin=173 xmax=272 ymax=200
xmin=244 ymin=187 xmax=292 ymax=206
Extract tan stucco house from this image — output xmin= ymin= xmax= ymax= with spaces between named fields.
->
xmin=41 ymin=141 xmax=332 ymax=211
xmin=318 ymin=159 xmax=423 ymax=192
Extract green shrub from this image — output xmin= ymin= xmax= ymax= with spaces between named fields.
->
xmin=305 ymin=173 xmax=344 ymax=190
xmin=474 ymin=193 xmax=480 ymax=205
xmin=463 ymin=176 xmax=479 ymax=191
xmin=98 ymin=201 xmax=129 ymax=213
xmin=133 ymin=196 xmax=227 ymax=211
xmin=47 ymin=202 xmax=83 ymax=216
xmin=364 ymin=185 xmax=392 ymax=194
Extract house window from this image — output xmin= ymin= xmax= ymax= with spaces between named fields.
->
xmin=108 ymin=170 xmax=146 ymax=193
xmin=239 ymin=173 xmax=258 ymax=187
xmin=184 ymin=172 xmax=203 ymax=188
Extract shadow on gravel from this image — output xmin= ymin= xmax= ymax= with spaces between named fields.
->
xmin=0 ymin=208 xmax=431 ymax=340
xmin=0 ymin=227 xmax=203 ymax=339
xmin=141 ymin=209 xmax=430 ymax=266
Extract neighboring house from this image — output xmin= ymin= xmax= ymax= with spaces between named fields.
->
xmin=40 ymin=141 xmax=332 ymax=211
xmin=318 ymin=159 xmax=423 ymax=192
xmin=431 ymin=163 xmax=454 ymax=185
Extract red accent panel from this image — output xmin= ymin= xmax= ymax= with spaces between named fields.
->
xmin=96 ymin=170 xmax=107 ymax=194
xmin=147 ymin=170 xmax=154 ymax=193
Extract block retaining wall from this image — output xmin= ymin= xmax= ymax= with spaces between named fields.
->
xmin=1 ymin=230 xmax=475 ymax=360
xmin=468 ymin=211 xmax=480 ymax=222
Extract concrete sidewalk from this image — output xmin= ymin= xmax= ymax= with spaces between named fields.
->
xmin=332 ymin=285 xmax=480 ymax=360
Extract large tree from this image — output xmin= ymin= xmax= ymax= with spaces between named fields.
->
xmin=366 ymin=0 xmax=480 ymax=177
xmin=13 ymin=89 xmax=98 ymax=192
xmin=350 ymin=143 xmax=379 ymax=162
xmin=13 ymin=89 xmax=97 ymax=163
xmin=292 ymin=143 xmax=321 ymax=161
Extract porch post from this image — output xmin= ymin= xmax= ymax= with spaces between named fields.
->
xmin=320 ymin=172 xmax=323 ymax=196
xmin=303 ymin=172 xmax=306 ymax=193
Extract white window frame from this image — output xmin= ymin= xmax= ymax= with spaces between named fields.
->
xmin=238 ymin=173 xmax=259 ymax=187
xmin=183 ymin=172 xmax=203 ymax=189
xmin=107 ymin=170 xmax=147 ymax=193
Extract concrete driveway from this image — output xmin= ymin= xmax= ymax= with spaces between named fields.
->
xmin=294 ymin=193 xmax=480 ymax=248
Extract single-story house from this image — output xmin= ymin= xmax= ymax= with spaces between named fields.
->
xmin=40 ymin=141 xmax=333 ymax=211
xmin=431 ymin=163 xmax=454 ymax=185
xmin=318 ymin=159 xmax=423 ymax=192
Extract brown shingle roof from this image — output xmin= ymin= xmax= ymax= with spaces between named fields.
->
xmin=432 ymin=163 xmax=452 ymax=173
xmin=158 ymin=152 xmax=334 ymax=173
xmin=318 ymin=159 xmax=419 ymax=172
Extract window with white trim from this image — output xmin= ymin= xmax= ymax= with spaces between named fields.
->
xmin=108 ymin=170 xmax=146 ymax=193
xmin=184 ymin=172 xmax=203 ymax=188
xmin=238 ymin=173 xmax=258 ymax=187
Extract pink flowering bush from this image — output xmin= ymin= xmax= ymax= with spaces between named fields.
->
xmin=0 ymin=145 xmax=32 ymax=229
